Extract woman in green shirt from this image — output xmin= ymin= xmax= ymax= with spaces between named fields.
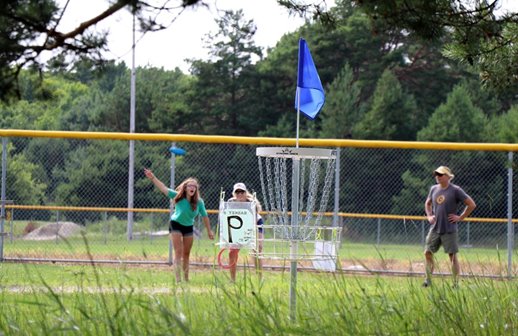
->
xmin=145 ymin=168 xmax=214 ymax=282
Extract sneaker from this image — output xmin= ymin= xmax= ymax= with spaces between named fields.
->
xmin=422 ymin=279 xmax=431 ymax=287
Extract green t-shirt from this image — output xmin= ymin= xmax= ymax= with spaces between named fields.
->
xmin=168 ymin=189 xmax=208 ymax=226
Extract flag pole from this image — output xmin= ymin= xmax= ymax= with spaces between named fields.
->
xmin=292 ymin=85 xmax=301 ymax=321
xmin=290 ymin=38 xmax=325 ymax=321
xmin=296 ymin=87 xmax=300 ymax=148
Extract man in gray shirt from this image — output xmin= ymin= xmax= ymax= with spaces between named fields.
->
xmin=423 ymin=166 xmax=476 ymax=288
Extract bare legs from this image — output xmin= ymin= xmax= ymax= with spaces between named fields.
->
xmin=254 ymin=232 xmax=264 ymax=278
xmin=228 ymin=232 xmax=264 ymax=282
xmin=229 ymin=249 xmax=239 ymax=282
xmin=424 ymin=251 xmax=459 ymax=287
xmin=171 ymin=232 xmax=194 ymax=282
xmin=424 ymin=250 xmax=434 ymax=286
xmin=449 ymin=253 xmax=459 ymax=286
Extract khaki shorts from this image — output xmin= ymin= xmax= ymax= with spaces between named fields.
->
xmin=424 ymin=230 xmax=459 ymax=254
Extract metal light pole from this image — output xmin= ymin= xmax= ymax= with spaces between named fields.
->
xmin=168 ymin=144 xmax=186 ymax=264
xmin=169 ymin=144 xmax=186 ymax=190
xmin=507 ymin=151 xmax=513 ymax=278
xmin=127 ymin=11 xmax=136 ymax=240
xmin=0 ymin=138 xmax=7 ymax=260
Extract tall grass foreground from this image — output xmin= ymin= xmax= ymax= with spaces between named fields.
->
xmin=1 ymin=259 xmax=518 ymax=335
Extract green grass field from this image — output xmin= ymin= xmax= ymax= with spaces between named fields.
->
xmin=1 ymin=262 xmax=518 ymax=335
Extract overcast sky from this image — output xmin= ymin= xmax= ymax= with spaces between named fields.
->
xmin=54 ymin=0 xmax=517 ymax=73
xmin=55 ymin=0 xmax=309 ymax=72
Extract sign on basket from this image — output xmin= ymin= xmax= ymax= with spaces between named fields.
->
xmin=218 ymin=201 xmax=257 ymax=250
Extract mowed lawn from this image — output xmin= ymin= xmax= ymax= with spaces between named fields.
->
xmin=5 ymin=219 xmax=515 ymax=277
xmin=4 ymin=233 xmax=515 ymax=277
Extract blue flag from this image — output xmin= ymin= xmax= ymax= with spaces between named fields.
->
xmin=295 ymin=38 xmax=325 ymax=120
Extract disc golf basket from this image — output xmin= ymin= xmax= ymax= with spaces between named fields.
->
xmin=256 ymin=147 xmax=341 ymax=263
xmin=217 ymin=191 xmax=258 ymax=269
xmin=256 ymin=147 xmax=342 ymax=318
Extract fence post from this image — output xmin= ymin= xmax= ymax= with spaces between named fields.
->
xmin=507 ymin=151 xmax=514 ymax=278
xmin=55 ymin=210 xmax=60 ymax=244
xmin=149 ymin=213 xmax=153 ymax=242
xmin=8 ymin=207 xmax=13 ymax=243
xmin=421 ymin=220 xmax=425 ymax=246
xmin=333 ymin=147 xmax=340 ymax=227
xmin=376 ymin=218 xmax=381 ymax=245
xmin=0 ymin=137 xmax=7 ymax=261
xmin=466 ymin=221 xmax=471 ymax=247
xmin=103 ymin=211 xmax=108 ymax=245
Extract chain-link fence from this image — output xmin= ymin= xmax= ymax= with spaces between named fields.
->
xmin=0 ymin=131 xmax=516 ymax=277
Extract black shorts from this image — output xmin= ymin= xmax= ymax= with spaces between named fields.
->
xmin=169 ymin=220 xmax=194 ymax=237
xmin=257 ymin=218 xmax=264 ymax=234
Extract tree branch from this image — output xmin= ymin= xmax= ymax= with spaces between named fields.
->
xmin=43 ymin=0 xmax=132 ymax=50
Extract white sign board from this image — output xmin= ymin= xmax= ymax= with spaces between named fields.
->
xmin=218 ymin=201 xmax=257 ymax=249
xmin=312 ymin=241 xmax=338 ymax=272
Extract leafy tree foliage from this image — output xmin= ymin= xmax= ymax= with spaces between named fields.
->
xmin=259 ymin=114 xmax=296 ymax=137
xmin=488 ymin=105 xmax=518 ymax=143
xmin=134 ymin=142 xmax=174 ymax=209
xmin=82 ymin=66 xmax=194 ymax=133
xmin=320 ymin=63 xmax=362 ymax=139
xmin=417 ymin=83 xmax=487 ymax=142
xmin=253 ymin=34 xmax=300 ymax=137
xmin=54 ymin=141 xmax=128 ymax=207
xmin=2 ymin=143 xmax=46 ymax=205
xmin=391 ymin=167 xmax=431 ymax=215
xmin=23 ymin=138 xmax=71 ymax=201
xmin=337 ymin=71 xmax=417 ymax=215
xmin=354 ymin=69 xmax=418 ymax=140
xmin=147 ymin=71 xmax=196 ymax=134
xmin=188 ymin=9 xmax=263 ymax=135
xmin=443 ymin=11 xmax=518 ymax=92
xmin=280 ymin=0 xmax=518 ymax=91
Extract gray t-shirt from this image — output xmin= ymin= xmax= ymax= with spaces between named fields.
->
xmin=428 ymin=183 xmax=469 ymax=234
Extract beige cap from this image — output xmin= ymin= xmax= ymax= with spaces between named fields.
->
xmin=233 ymin=183 xmax=247 ymax=193
xmin=433 ymin=166 xmax=454 ymax=179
